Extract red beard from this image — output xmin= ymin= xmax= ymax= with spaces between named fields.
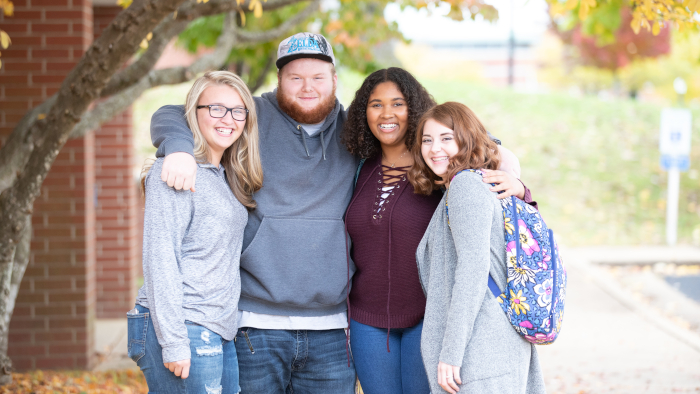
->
xmin=276 ymin=85 xmax=337 ymax=124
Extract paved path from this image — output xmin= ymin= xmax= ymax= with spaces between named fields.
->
xmin=93 ymin=246 xmax=700 ymax=393
xmin=537 ymin=247 xmax=700 ymax=393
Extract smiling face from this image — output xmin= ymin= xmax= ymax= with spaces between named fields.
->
xmin=197 ymin=84 xmax=246 ymax=165
xmin=366 ymin=81 xmax=409 ymax=150
xmin=421 ymin=118 xmax=460 ymax=181
xmin=277 ymin=58 xmax=337 ymax=124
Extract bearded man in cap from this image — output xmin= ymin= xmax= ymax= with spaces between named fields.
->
xmin=149 ymin=33 xmax=358 ymax=392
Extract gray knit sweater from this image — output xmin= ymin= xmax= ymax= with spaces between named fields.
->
xmin=416 ymin=171 xmax=546 ymax=393
xmin=136 ymin=158 xmax=247 ymax=363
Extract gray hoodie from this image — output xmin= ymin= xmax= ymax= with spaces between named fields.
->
xmin=151 ymin=90 xmax=358 ymax=317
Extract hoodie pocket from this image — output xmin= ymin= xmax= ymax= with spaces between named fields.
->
xmin=240 ymin=216 xmax=352 ymax=308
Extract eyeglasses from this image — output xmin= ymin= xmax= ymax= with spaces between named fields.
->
xmin=197 ymin=105 xmax=249 ymax=121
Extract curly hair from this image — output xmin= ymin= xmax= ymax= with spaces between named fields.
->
xmin=342 ymin=68 xmax=436 ymax=159
xmin=409 ymin=102 xmax=501 ymax=195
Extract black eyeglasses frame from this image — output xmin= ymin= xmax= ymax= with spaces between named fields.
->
xmin=197 ymin=105 xmax=249 ymax=121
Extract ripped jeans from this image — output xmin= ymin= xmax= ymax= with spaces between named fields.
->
xmin=127 ymin=304 xmax=240 ymax=394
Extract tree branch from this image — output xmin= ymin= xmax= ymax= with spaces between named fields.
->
xmin=0 ymin=96 xmax=56 ymax=192
xmin=100 ymin=15 xmax=189 ymax=98
xmin=72 ymin=11 xmax=241 ymax=139
xmin=235 ymin=0 xmax=320 ymax=44
xmin=71 ymin=0 xmax=319 ymax=139
xmin=249 ymin=50 xmax=277 ymax=93
xmin=98 ymin=0 xmax=316 ymax=99
xmin=175 ymin=0 xmax=304 ymax=21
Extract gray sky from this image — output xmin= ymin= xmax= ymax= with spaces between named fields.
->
xmin=384 ymin=0 xmax=550 ymax=44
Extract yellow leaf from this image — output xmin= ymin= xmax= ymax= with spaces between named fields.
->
xmin=652 ymin=21 xmax=661 ymax=35
xmin=3 ymin=1 xmax=14 ymax=16
xmin=140 ymin=39 xmax=148 ymax=49
xmin=173 ymin=9 xmax=177 ymax=19
xmin=146 ymin=32 xmax=153 ymax=41
xmin=248 ymin=0 xmax=258 ymax=11
xmin=688 ymin=0 xmax=700 ymax=12
xmin=236 ymin=0 xmax=244 ymax=5
xmin=238 ymin=9 xmax=246 ymax=26
xmin=253 ymin=1 xmax=262 ymax=18
xmin=564 ymin=0 xmax=578 ymax=10
xmin=0 ymin=58 xmax=2 ymax=68
xmin=37 ymin=113 xmax=46 ymax=120
xmin=630 ymin=16 xmax=642 ymax=34
xmin=116 ymin=0 xmax=132 ymax=9
xmin=0 ymin=30 xmax=10 ymax=49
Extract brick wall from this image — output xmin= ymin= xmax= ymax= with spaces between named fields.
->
xmin=2 ymin=0 xmax=97 ymax=370
xmin=94 ymin=108 xmax=139 ymax=318
xmin=93 ymin=5 xmax=139 ymax=319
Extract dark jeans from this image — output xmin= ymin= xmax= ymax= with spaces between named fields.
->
xmin=234 ymin=327 xmax=356 ymax=394
xmin=350 ymin=319 xmax=429 ymax=394
xmin=127 ymin=304 xmax=240 ymax=394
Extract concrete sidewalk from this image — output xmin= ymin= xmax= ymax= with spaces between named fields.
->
xmin=537 ymin=246 xmax=700 ymax=393
xmin=92 ymin=246 xmax=700 ymax=393
xmin=93 ymin=318 xmax=134 ymax=371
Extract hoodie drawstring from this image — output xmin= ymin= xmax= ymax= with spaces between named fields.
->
xmin=384 ymin=173 xmax=410 ymax=353
xmin=297 ymin=125 xmax=311 ymax=157
xmin=320 ymin=129 xmax=327 ymax=160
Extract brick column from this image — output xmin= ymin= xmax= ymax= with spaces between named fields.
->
xmin=93 ymin=5 xmax=139 ymax=319
xmin=1 ymin=0 xmax=97 ymax=370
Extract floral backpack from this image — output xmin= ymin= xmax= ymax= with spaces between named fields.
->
xmin=447 ymin=170 xmax=567 ymax=345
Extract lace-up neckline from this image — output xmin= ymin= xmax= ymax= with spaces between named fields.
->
xmin=372 ymin=164 xmax=410 ymax=221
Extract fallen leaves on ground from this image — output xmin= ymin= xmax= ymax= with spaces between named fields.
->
xmin=0 ymin=370 xmax=147 ymax=394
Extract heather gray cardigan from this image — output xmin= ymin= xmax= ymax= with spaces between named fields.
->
xmin=416 ymin=172 xmax=546 ymax=394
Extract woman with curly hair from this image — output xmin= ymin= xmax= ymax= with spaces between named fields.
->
xmin=342 ymin=68 xmax=535 ymax=394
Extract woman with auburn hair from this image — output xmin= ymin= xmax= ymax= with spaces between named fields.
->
xmin=342 ymin=68 xmax=535 ymax=394
xmin=411 ymin=102 xmax=545 ymax=394
xmin=129 ymin=71 xmax=263 ymax=394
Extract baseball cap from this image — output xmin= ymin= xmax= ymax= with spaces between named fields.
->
xmin=276 ymin=32 xmax=336 ymax=70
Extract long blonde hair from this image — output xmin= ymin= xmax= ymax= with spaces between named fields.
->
xmin=141 ymin=71 xmax=263 ymax=209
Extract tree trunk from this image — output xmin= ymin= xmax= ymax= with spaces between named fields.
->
xmin=0 ymin=0 xmax=189 ymax=382
xmin=0 ymin=215 xmax=30 ymax=385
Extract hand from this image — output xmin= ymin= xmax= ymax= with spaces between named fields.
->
xmin=496 ymin=145 xmax=521 ymax=179
xmin=164 ymin=358 xmax=190 ymax=379
xmin=481 ymin=168 xmax=525 ymax=200
xmin=161 ymin=152 xmax=197 ymax=192
xmin=437 ymin=361 xmax=462 ymax=393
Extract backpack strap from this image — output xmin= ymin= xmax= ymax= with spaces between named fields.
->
xmin=446 ymin=169 xmax=501 ymax=298
xmin=354 ymin=158 xmax=366 ymax=188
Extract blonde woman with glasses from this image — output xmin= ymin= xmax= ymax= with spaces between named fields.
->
xmin=127 ymin=71 xmax=263 ymax=394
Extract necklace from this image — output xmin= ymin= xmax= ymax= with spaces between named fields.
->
xmin=382 ymin=150 xmax=409 ymax=168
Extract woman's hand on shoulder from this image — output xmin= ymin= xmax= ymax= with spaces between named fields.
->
xmin=480 ymin=168 xmax=525 ymax=200
xmin=437 ymin=361 xmax=462 ymax=393
xmin=162 ymin=152 xmax=197 ymax=192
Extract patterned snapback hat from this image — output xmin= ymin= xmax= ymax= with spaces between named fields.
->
xmin=276 ymin=32 xmax=336 ymax=70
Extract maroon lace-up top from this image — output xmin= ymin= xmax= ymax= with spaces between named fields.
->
xmin=346 ymin=155 xmax=442 ymax=329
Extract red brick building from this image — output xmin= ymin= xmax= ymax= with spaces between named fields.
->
xmin=0 ymin=0 xmax=140 ymax=370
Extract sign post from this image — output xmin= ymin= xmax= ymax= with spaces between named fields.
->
xmin=659 ymin=107 xmax=692 ymax=245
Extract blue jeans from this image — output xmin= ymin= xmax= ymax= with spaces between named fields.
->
xmin=234 ymin=327 xmax=356 ymax=393
xmin=350 ymin=319 xmax=429 ymax=394
xmin=127 ymin=304 xmax=240 ymax=394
